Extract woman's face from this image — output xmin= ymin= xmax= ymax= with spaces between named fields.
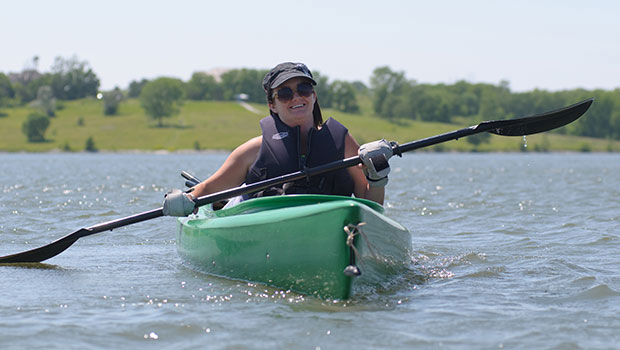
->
xmin=269 ymin=77 xmax=316 ymax=127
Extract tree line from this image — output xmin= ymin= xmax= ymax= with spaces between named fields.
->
xmin=369 ymin=66 xmax=620 ymax=140
xmin=2 ymin=57 xmax=619 ymax=141
xmin=127 ymin=69 xmax=362 ymax=114
xmin=0 ymin=56 xmax=99 ymax=104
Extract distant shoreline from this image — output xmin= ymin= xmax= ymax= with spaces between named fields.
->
xmin=2 ymin=99 xmax=619 ymax=153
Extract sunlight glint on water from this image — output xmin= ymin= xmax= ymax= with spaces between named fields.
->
xmin=0 ymin=152 xmax=619 ymax=350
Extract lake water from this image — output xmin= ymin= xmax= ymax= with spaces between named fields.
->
xmin=1 ymin=152 xmax=619 ymax=349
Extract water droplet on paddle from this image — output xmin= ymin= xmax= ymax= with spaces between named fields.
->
xmin=523 ymin=135 xmax=528 ymax=148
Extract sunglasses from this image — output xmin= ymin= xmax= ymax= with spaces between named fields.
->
xmin=274 ymin=82 xmax=314 ymax=102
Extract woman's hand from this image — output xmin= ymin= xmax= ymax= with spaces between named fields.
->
xmin=358 ymin=139 xmax=393 ymax=187
xmin=162 ymin=189 xmax=196 ymax=216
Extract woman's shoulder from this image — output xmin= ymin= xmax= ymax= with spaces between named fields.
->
xmin=246 ymin=135 xmax=262 ymax=147
xmin=230 ymin=136 xmax=262 ymax=163
xmin=235 ymin=136 xmax=261 ymax=152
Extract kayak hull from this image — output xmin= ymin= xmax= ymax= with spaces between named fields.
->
xmin=176 ymin=195 xmax=410 ymax=299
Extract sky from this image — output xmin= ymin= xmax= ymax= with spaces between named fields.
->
xmin=2 ymin=0 xmax=619 ymax=92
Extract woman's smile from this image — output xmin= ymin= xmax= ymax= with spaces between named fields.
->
xmin=270 ymin=77 xmax=316 ymax=126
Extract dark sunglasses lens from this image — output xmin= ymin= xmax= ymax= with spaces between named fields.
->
xmin=297 ymin=83 xmax=313 ymax=97
xmin=276 ymin=87 xmax=294 ymax=101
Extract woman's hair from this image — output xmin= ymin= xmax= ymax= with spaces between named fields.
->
xmin=267 ymin=89 xmax=324 ymax=128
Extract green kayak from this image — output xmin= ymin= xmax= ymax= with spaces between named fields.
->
xmin=176 ymin=195 xmax=411 ymax=299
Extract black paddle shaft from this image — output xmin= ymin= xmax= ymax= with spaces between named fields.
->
xmin=0 ymin=98 xmax=593 ymax=263
xmin=197 ymin=98 xmax=595 ymax=205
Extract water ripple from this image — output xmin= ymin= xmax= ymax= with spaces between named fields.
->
xmin=2 ymin=153 xmax=620 ymax=350
xmin=562 ymin=284 xmax=620 ymax=301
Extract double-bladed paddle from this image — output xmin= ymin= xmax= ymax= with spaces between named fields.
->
xmin=0 ymin=98 xmax=593 ymax=263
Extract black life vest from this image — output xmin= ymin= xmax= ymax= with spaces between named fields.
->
xmin=246 ymin=115 xmax=354 ymax=197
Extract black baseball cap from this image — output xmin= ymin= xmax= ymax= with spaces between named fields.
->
xmin=262 ymin=62 xmax=317 ymax=93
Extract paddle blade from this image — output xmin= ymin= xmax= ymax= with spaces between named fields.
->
xmin=0 ymin=229 xmax=88 ymax=263
xmin=485 ymin=98 xmax=594 ymax=136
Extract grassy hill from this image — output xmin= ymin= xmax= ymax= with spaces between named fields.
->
xmin=1 ymin=98 xmax=618 ymax=152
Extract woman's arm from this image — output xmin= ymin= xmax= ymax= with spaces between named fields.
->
xmin=190 ymin=136 xmax=262 ymax=197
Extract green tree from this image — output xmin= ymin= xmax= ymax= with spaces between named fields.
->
xmin=408 ymin=85 xmax=453 ymax=122
xmin=478 ymin=86 xmax=507 ymax=121
xmin=11 ymin=71 xmax=51 ymax=103
xmin=610 ymin=108 xmax=620 ymax=140
xmin=572 ymin=91 xmax=613 ymax=138
xmin=370 ymin=66 xmax=408 ymax=117
xmin=103 ymin=87 xmax=124 ymax=115
xmin=85 ymin=136 xmax=97 ymax=152
xmin=311 ymin=70 xmax=332 ymax=108
xmin=22 ymin=112 xmax=50 ymax=142
xmin=220 ymin=69 xmax=267 ymax=103
xmin=0 ymin=73 xmax=14 ymax=107
xmin=330 ymin=81 xmax=360 ymax=113
xmin=50 ymin=55 xmax=100 ymax=100
xmin=140 ymin=77 xmax=185 ymax=127
xmin=185 ymin=72 xmax=219 ymax=100
xmin=128 ymin=78 xmax=149 ymax=98
xmin=33 ymin=85 xmax=56 ymax=117
xmin=350 ymin=80 xmax=368 ymax=93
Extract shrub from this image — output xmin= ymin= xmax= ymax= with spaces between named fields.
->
xmin=85 ymin=136 xmax=98 ymax=152
xmin=103 ymin=88 xmax=124 ymax=116
xmin=579 ymin=142 xmax=591 ymax=152
xmin=467 ymin=132 xmax=491 ymax=150
xmin=22 ymin=112 xmax=50 ymax=142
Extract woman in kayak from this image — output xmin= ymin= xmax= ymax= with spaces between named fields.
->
xmin=163 ymin=62 xmax=395 ymax=216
